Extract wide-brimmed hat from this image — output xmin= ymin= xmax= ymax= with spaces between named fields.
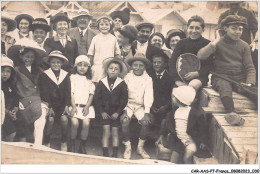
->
xmin=51 ymin=12 xmax=70 ymax=24
xmin=220 ymin=15 xmax=247 ymax=28
xmin=172 ymin=86 xmax=196 ymax=106
xmin=15 ymin=13 xmax=34 ymax=29
xmin=125 ymin=52 xmax=152 ymax=69
xmin=136 ymin=21 xmax=154 ymax=31
xmin=30 ymin=18 xmax=51 ymax=32
xmin=7 ymin=38 xmax=47 ymax=65
xmin=165 ymin=29 xmax=186 ymax=49
xmin=103 ymin=57 xmax=128 ymax=78
xmin=48 ymin=50 xmax=68 ymax=63
xmin=110 ymin=8 xmax=130 ymax=25
xmin=118 ymin=25 xmax=138 ymax=43
xmin=1 ymin=11 xmax=17 ymax=32
xmin=1 ymin=55 xmax=14 ymax=69
xmin=74 ymin=55 xmax=91 ymax=66
xmin=73 ymin=9 xmax=92 ymax=20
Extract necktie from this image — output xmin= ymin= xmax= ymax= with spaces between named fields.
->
xmin=80 ymin=30 xmax=83 ymax=37
xmin=157 ymin=74 xmax=161 ymax=80
xmin=109 ymin=84 xmax=114 ymax=91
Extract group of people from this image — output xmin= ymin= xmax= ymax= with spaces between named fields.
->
xmin=1 ymin=1 xmax=257 ymax=163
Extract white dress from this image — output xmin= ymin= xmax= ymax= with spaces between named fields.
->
xmin=88 ymin=33 xmax=121 ymax=83
xmin=70 ymin=74 xmax=95 ymax=119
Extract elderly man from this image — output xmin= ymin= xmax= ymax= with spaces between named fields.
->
xmin=69 ymin=9 xmax=96 ymax=55
xmin=218 ymin=1 xmax=257 ymax=45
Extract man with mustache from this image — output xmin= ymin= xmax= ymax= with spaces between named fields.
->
xmin=69 ymin=9 xmax=96 ymax=56
xmin=131 ymin=22 xmax=161 ymax=67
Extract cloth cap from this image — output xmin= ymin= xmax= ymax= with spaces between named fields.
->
xmin=48 ymin=50 xmax=69 ymax=63
xmin=220 ymin=15 xmax=248 ymax=28
xmin=1 ymin=11 xmax=17 ymax=32
xmin=73 ymin=9 xmax=93 ymax=20
xmin=74 ymin=55 xmax=91 ymax=66
xmin=136 ymin=21 xmax=154 ymax=31
xmin=172 ymin=86 xmax=196 ymax=106
xmin=1 ymin=55 xmax=14 ymax=69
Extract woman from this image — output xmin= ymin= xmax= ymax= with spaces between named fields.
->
xmin=110 ymin=8 xmax=130 ymax=38
xmin=1 ymin=12 xmax=17 ymax=55
xmin=13 ymin=13 xmax=34 ymax=42
xmin=148 ymin=32 xmax=165 ymax=49
xmin=165 ymin=29 xmax=186 ymax=58
xmin=44 ymin=13 xmax=78 ymax=73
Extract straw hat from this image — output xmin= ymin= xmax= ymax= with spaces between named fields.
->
xmin=30 ymin=18 xmax=51 ymax=32
xmin=48 ymin=50 xmax=69 ymax=63
xmin=1 ymin=11 xmax=17 ymax=32
xmin=172 ymin=86 xmax=196 ymax=106
xmin=125 ymin=52 xmax=152 ymax=69
xmin=103 ymin=57 xmax=128 ymax=78
xmin=15 ymin=13 xmax=34 ymax=29
xmin=73 ymin=9 xmax=93 ymax=20
xmin=7 ymin=38 xmax=47 ymax=65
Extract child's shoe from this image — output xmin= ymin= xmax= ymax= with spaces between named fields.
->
xmin=123 ymin=141 xmax=131 ymax=159
xmin=137 ymin=139 xmax=150 ymax=159
xmin=79 ymin=140 xmax=87 ymax=154
xmin=61 ymin=142 xmax=67 ymax=152
xmin=224 ymin=112 xmax=245 ymax=126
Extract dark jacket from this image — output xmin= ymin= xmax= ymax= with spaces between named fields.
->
xmin=44 ymin=35 xmax=79 ymax=72
xmin=2 ymin=81 xmax=19 ymax=111
xmin=94 ymin=77 xmax=128 ymax=115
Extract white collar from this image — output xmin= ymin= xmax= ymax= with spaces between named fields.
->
xmin=78 ymin=27 xmax=88 ymax=36
xmin=44 ymin=68 xmax=68 ymax=85
xmin=26 ymin=66 xmax=31 ymax=72
xmin=137 ymin=41 xmax=148 ymax=47
xmin=101 ymin=77 xmax=123 ymax=92
xmin=156 ymin=70 xmax=166 ymax=77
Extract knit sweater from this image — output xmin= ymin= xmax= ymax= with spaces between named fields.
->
xmin=169 ymin=36 xmax=213 ymax=85
xmin=197 ymin=35 xmax=256 ymax=85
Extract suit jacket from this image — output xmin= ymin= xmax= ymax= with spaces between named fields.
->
xmin=44 ymin=35 xmax=79 ymax=72
xmin=68 ymin=27 xmax=96 ymax=55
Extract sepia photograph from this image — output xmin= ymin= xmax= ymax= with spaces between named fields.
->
xmin=0 ymin=0 xmax=259 ymax=173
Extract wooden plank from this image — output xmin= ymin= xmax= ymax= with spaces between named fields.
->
xmin=202 ymin=88 xmax=253 ymax=100
xmin=193 ymin=156 xmax=218 ymax=164
xmin=234 ymin=145 xmax=258 ymax=153
xmin=225 ymin=131 xmax=258 ymax=138
xmin=203 ymin=107 xmax=258 ymax=115
xmin=214 ymin=116 xmax=258 ymax=127
xmin=216 ymin=123 xmax=225 ymax=163
xmin=214 ymin=113 xmax=258 ymax=117
xmin=229 ymin=138 xmax=258 ymax=145
xmin=223 ymin=138 xmax=240 ymax=164
xmin=222 ymin=126 xmax=258 ymax=132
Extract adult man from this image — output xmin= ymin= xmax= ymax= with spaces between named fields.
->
xmin=69 ymin=9 xmax=96 ymax=55
xmin=218 ymin=1 xmax=257 ymax=45
xmin=131 ymin=21 xmax=161 ymax=63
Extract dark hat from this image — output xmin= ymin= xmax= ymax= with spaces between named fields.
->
xmin=110 ymin=8 xmax=130 ymax=25
xmin=125 ymin=52 xmax=152 ymax=68
xmin=51 ymin=12 xmax=70 ymax=24
xmin=148 ymin=32 xmax=165 ymax=44
xmin=30 ymin=18 xmax=51 ymax=32
xmin=151 ymin=50 xmax=169 ymax=64
xmin=136 ymin=21 xmax=154 ymax=31
xmin=118 ymin=25 xmax=138 ymax=43
xmin=220 ymin=15 xmax=247 ymax=28
xmin=165 ymin=29 xmax=186 ymax=49
xmin=73 ymin=9 xmax=93 ymax=20
xmin=15 ymin=13 xmax=34 ymax=29
xmin=1 ymin=11 xmax=17 ymax=32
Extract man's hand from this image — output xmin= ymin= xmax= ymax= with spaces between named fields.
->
xmin=101 ymin=112 xmax=110 ymax=119
xmin=184 ymin=71 xmax=199 ymax=81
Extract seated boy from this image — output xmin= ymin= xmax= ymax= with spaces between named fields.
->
xmin=149 ymin=51 xmax=174 ymax=127
xmin=155 ymin=86 xmax=209 ymax=164
xmin=120 ymin=53 xmax=153 ymax=159
xmin=197 ymin=15 xmax=256 ymax=126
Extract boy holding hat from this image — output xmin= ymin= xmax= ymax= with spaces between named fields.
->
xmin=120 ymin=53 xmax=153 ymax=159
xmin=198 ymin=15 xmax=256 ymax=126
xmin=38 ymin=50 xmax=71 ymax=151
xmin=69 ymin=9 xmax=96 ymax=56
xmin=94 ymin=57 xmax=128 ymax=157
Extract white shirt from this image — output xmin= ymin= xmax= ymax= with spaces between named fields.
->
xmin=156 ymin=70 xmax=166 ymax=79
xmin=136 ymin=41 xmax=148 ymax=55
xmin=70 ymin=74 xmax=95 ymax=105
xmin=78 ymin=27 xmax=88 ymax=36
xmin=59 ymin=39 xmax=67 ymax=47
xmin=26 ymin=66 xmax=31 ymax=72
xmin=174 ymin=106 xmax=191 ymax=120
xmin=124 ymin=71 xmax=153 ymax=113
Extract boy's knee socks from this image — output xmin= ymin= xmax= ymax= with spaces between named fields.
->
xmin=103 ymin=147 xmax=109 ymax=157
xmin=221 ymin=96 xmax=235 ymax=113
xmin=112 ymin=147 xmax=118 ymax=157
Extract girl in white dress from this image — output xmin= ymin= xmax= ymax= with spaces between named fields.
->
xmin=69 ymin=55 xmax=95 ymax=154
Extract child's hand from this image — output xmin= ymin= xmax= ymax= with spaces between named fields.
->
xmin=64 ymin=106 xmax=70 ymax=115
xmin=82 ymin=106 xmax=89 ymax=116
xmin=184 ymin=71 xmax=199 ymax=81
xmin=9 ymin=110 xmax=17 ymax=121
xmin=140 ymin=113 xmax=151 ymax=126
xmin=48 ymin=108 xmax=55 ymax=117
xmin=111 ymin=113 xmax=119 ymax=120
xmin=155 ymin=136 xmax=163 ymax=146
xmin=120 ymin=111 xmax=130 ymax=123
xmin=101 ymin=112 xmax=110 ymax=119
xmin=71 ymin=107 xmax=77 ymax=116
xmin=199 ymin=143 xmax=207 ymax=150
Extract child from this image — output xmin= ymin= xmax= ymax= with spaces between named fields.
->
xmin=155 ymin=86 xmax=209 ymax=164
xmin=120 ymin=53 xmax=153 ymax=159
xmin=87 ymin=16 xmax=121 ymax=83
xmin=69 ymin=55 xmax=95 ymax=154
xmin=7 ymin=38 xmax=48 ymax=144
xmin=94 ymin=57 xmax=128 ymax=157
xmin=38 ymin=50 xmax=71 ymax=151
xmin=150 ymin=51 xmax=174 ymax=127
xmin=168 ymin=15 xmax=214 ymax=91
xmin=1 ymin=55 xmax=19 ymax=142
xmin=197 ymin=15 xmax=256 ymax=126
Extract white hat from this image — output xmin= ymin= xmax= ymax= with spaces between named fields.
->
xmin=74 ymin=55 xmax=91 ymax=66
xmin=48 ymin=50 xmax=68 ymax=63
xmin=73 ymin=9 xmax=93 ymax=20
xmin=1 ymin=55 xmax=14 ymax=69
xmin=172 ymin=86 xmax=196 ymax=106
